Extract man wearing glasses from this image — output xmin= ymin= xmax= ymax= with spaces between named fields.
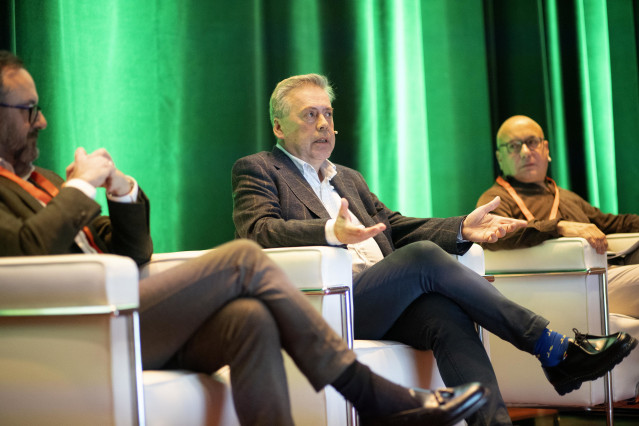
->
xmin=477 ymin=114 xmax=639 ymax=318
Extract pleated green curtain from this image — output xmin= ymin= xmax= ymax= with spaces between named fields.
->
xmin=355 ymin=1 xmax=493 ymax=218
xmin=2 ymin=0 xmax=638 ymax=252
xmin=544 ymin=0 xmax=639 ymax=214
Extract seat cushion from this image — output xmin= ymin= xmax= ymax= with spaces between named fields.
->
xmin=143 ymin=368 xmax=239 ymax=426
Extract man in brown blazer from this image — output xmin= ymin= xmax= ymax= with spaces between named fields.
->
xmin=0 ymin=51 xmax=493 ymax=426
xmin=232 ymin=73 xmax=638 ymax=426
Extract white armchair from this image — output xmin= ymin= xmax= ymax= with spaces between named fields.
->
xmin=0 ymin=243 xmax=489 ymax=426
xmin=483 ymin=236 xmax=639 ymax=422
xmin=0 ymin=254 xmax=143 ymax=426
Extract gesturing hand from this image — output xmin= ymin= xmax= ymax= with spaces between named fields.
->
xmin=334 ymin=198 xmax=386 ymax=244
xmin=556 ymin=220 xmax=608 ymax=254
xmin=462 ymin=196 xmax=527 ymax=243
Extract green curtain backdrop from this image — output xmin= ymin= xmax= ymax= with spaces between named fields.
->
xmin=2 ymin=0 xmax=638 ymax=252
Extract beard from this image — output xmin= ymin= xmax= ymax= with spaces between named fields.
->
xmin=0 ymin=120 xmax=39 ymax=176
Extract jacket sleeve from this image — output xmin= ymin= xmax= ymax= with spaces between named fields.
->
xmin=98 ymin=189 xmax=153 ymax=265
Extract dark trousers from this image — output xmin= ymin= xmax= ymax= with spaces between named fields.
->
xmin=353 ymin=241 xmax=549 ymax=426
xmin=138 ymin=239 xmax=356 ymax=426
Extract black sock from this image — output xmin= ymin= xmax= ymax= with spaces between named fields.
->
xmin=331 ymin=361 xmax=420 ymax=416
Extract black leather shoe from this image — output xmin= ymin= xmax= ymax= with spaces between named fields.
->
xmin=359 ymin=382 xmax=489 ymax=426
xmin=543 ymin=329 xmax=637 ymax=395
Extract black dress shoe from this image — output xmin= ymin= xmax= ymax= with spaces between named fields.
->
xmin=543 ymin=329 xmax=637 ymax=395
xmin=359 ymin=382 xmax=489 ymax=426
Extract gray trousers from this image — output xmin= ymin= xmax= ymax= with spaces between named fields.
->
xmin=138 ymin=239 xmax=355 ymax=426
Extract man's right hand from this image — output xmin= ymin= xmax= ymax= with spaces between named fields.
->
xmin=66 ymin=147 xmax=115 ymax=188
xmin=556 ymin=220 xmax=608 ymax=254
xmin=334 ymin=198 xmax=386 ymax=244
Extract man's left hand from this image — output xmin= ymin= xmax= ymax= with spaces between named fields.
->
xmin=462 ymin=196 xmax=527 ymax=243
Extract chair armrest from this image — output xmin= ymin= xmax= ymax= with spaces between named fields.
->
xmin=606 ymin=233 xmax=639 ymax=255
xmin=263 ymin=246 xmax=352 ymax=289
xmin=0 ymin=254 xmax=139 ymax=313
xmin=451 ymin=243 xmax=485 ymax=275
xmin=484 ymin=237 xmax=606 ymax=274
xmin=141 ymin=246 xmax=353 ymax=291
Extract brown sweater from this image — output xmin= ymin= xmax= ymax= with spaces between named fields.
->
xmin=476 ymin=176 xmax=639 ymax=250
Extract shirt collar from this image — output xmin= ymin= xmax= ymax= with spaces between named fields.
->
xmin=276 ymin=143 xmax=337 ymax=181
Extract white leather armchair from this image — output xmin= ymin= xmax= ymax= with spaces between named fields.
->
xmin=483 ymin=236 xmax=639 ymax=422
xmin=0 ymin=254 xmax=144 ymax=426
xmin=0 ymin=243 xmax=489 ymax=426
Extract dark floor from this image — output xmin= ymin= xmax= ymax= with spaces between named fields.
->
xmin=508 ymin=400 xmax=639 ymax=425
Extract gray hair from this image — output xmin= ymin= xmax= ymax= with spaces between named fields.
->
xmin=269 ymin=74 xmax=335 ymax=126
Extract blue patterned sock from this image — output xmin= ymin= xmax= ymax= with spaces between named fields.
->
xmin=534 ymin=328 xmax=570 ymax=367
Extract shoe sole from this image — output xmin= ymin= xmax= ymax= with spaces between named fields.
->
xmin=553 ymin=336 xmax=638 ymax=395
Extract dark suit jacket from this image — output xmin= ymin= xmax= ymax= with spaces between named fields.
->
xmin=0 ymin=166 xmax=153 ymax=265
xmin=232 ymin=146 xmax=471 ymax=257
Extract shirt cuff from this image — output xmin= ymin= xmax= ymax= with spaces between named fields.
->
xmin=107 ymin=177 xmax=139 ymax=203
xmin=325 ymin=218 xmax=342 ymax=246
xmin=64 ymin=178 xmax=97 ymax=200
xmin=457 ymin=220 xmax=469 ymax=243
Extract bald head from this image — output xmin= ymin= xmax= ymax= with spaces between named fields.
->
xmin=496 ymin=115 xmax=544 ymax=147
xmin=495 ymin=115 xmax=549 ymax=186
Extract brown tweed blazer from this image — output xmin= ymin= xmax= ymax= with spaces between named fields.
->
xmin=232 ymin=146 xmax=471 ymax=257
xmin=0 ymin=166 xmax=152 ymax=265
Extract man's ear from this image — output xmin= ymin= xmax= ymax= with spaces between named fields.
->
xmin=273 ymin=118 xmax=285 ymax=140
xmin=544 ymin=139 xmax=551 ymax=161
xmin=495 ymin=149 xmax=504 ymax=171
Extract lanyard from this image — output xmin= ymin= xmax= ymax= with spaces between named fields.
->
xmin=496 ymin=176 xmax=560 ymax=221
xmin=0 ymin=166 xmax=58 ymax=204
xmin=0 ymin=166 xmax=102 ymax=253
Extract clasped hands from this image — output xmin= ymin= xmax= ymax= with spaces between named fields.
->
xmin=65 ymin=147 xmax=132 ymax=196
xmin=334 ymin=196 xmax=526 ymax=245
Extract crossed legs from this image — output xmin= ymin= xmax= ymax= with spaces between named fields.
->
xmin=137 ymin=239 xmax=355 ymax=424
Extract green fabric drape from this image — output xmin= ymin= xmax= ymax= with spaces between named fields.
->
xmin=355 ymin=0 xmax=493 ymax=218
xmin=2 ymin=0 xmax=639 ymax=252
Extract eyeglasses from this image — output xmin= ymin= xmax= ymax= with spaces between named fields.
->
xmin=0 ymin=102 xmax=41 ymax=125
xmin=498 ymin=136 xmax=544 ymax=154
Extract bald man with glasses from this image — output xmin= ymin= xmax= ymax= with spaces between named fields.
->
xmin=477 ymin=114 xmax=639 ymax=318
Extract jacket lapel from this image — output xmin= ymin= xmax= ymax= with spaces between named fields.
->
xmin=271 ymin=147 xmax=331 ymax=219
xmin=331 ymin=172 xmax=373 ymax=227
xmin=0 ymin=176 xmax=46 ymax=213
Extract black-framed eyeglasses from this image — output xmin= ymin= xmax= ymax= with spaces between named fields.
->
xmin=0 ymin=102 xmax=41 ymax=125
xmin=498 ymin=136 xmax=544 ymax=154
